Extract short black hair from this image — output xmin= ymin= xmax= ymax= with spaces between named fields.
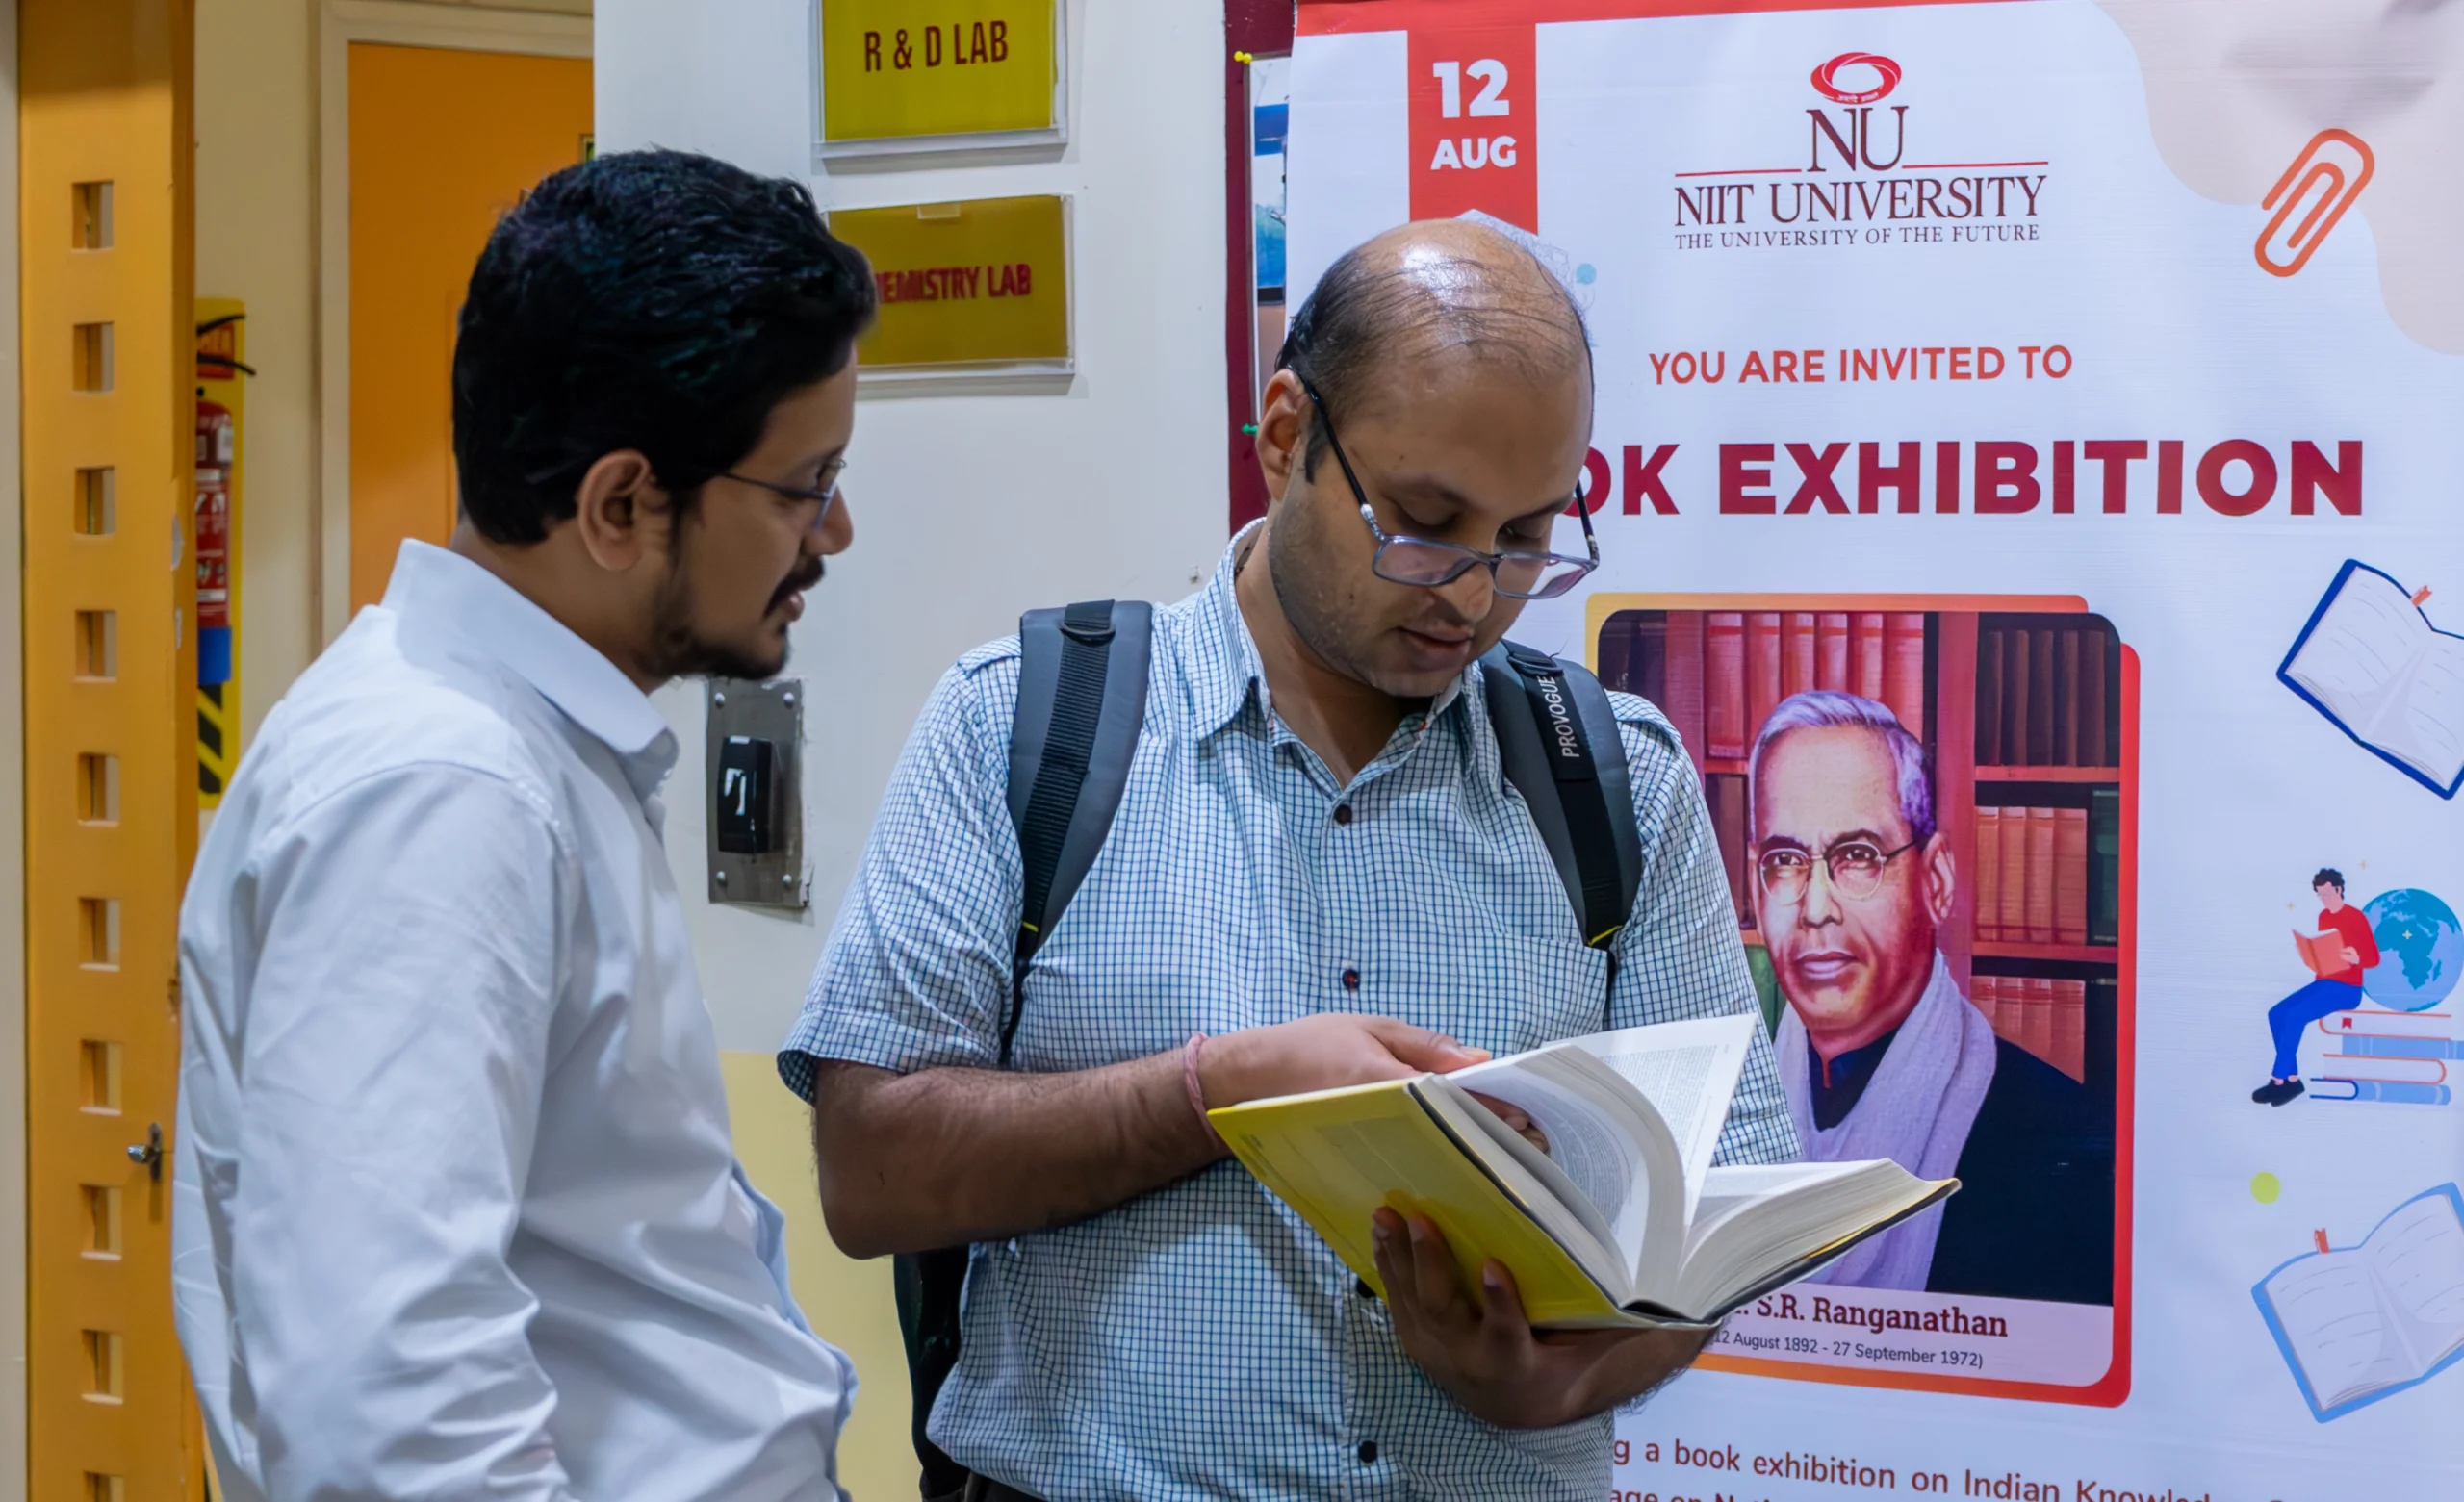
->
xmin=2314 ymin=868 xmax=2345 ymax=893
xmin=451 ymin=149 xmax=876 ymax=544
xmin=1273 ymin=232 xmax=1589 ymax=478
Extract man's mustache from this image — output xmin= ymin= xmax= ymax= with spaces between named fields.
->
xmin=770 ymin=556 xmax=826 ymax=609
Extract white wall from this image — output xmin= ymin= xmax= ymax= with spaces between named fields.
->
xmin=597 ymin=0 xmax=1232 ymax=1054
xmin=595 ymin=2 xmax=1231 ymax=1489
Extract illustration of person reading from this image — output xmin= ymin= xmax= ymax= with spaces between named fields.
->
xmin=2253 ymin=869 xmax=2381 ymax=1106
xmin=1751 ymin=692 xmax=2114 ymax=1304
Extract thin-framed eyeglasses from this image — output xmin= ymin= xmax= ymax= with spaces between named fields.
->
xmin=723 ymin=457 xmax=848 ymax=517
xmin=1756 ymin=837 xmax=1921 ymax=905
xmin=1297 ymin=377 xmax=1599 ymax=600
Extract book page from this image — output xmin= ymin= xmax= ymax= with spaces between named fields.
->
xmin=1445 ymin=1064 xmax=1644 ymax=1238
xmin=1674 ymin=1159 xmax=1943 ymax=1318
xmin=2366 ymin=1188 xmax=2464 ymax=1372
xmin=1419 ymin=1074 xmax=1626 ymax=1290
xmin=2284 ymin=568 xmax=2435 ymax=766
xmin=2262 ymin=1250 xmax=2416 ymax=1411
xmin=2388 ymin=634 xmax=2464 ymax=786
xmin=1563 ymin=1014 xmax=1758 ymax=1217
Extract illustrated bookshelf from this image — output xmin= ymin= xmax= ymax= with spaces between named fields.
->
xmin=1597 ymin=605 xmax=2124 ymax=1102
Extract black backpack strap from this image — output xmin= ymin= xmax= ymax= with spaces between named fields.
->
xmin=893 ymin=1246 xmax=970 ymax=1498
xmin=896 ymin=599 xmax=1153 ymax=1498
xmin=1482 ymin=641 xmax=1643 ymax=973
xmin=1005 ymin=598 xmax=1153 ymax=1062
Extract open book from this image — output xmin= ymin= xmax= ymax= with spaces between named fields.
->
xmin=1209 ymin=1015 xmax=1954 ymax=1328
xmin=2295 ymin=929 xmax=2353 ymax=976
xmin=2252 ymin=1184 xmax=2464 ymax=1420
xmin=2279 ymin=560 xmax=2464 ymax=798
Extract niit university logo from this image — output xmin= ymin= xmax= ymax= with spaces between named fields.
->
xmin=1669 ymin=49 xmax=2051 ymax=250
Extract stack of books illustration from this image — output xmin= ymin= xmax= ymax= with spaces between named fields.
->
xmin=2312 ymin=1008 xmax=2456 ymax=1106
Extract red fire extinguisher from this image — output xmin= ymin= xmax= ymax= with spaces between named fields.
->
xmin=195 ymin=394 xmax=234 ymax=686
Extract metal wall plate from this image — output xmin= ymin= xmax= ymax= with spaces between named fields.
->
xmin=706 ymin=677 xmax=807 ymax=909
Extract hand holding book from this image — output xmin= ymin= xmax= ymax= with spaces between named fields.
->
xmin=1368 ymin=1203 xmax=1715 ymax=1429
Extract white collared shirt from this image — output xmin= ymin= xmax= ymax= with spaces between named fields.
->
xmin=174 ymin=541 xmax=853 ymax=1502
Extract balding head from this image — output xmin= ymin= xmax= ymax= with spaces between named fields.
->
xmin=1278 ymin=218 xmax=1591 ymax=476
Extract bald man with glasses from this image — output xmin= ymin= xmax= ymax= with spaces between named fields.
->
xmin=779 ymin=219 xmax=1796 ymax=1502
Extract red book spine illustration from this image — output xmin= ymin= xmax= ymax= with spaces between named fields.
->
xmin=2056 ymin=628 xmax=2081 ymax=767
xmin=1747 ymin=612 xmax=1783 ymax=751
xmin=2005 ymin=627 xmax=2032 ymax=767
xmin=1705 ymin=612 xmax=1746 ymax=760
xmin=1884 ymin=612 xmax=1926 ymax=741
xmin=1816 ymin=612 xmax=1850 ymax=691
xmin=1783 ymin=612 xmax=1817 ymax=699
xmin=2055 ymin=807 xmax=2090 ymax=945
xmin=1998 ymin=802 xmax=2029 ymax=942
xmin=1851 ymin=612 xmax=1886 ymax=700
xmin=2025 ymin=806 xmax=2058 ymax=944
xmin=1708 ymin=774 xmax=1751 ymax=927
xmin=2053 ymin=979 xmax=2087 ymax=1081
xmin=2079 ymin=625 xmax=2109 ymax=767
xmin=1976 ymin=627 xmax=2004 ymax=766
xmin=2023 ymin=975 xmax=2058 ymax=1062
xmin=1975 ymin=808 xmax=2003 ymax=940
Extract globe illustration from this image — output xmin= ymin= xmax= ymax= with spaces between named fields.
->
xmin=2359 ymin=889 xmax=2463 ymax=1012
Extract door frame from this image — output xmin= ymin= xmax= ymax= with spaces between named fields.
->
xmin=0 ymin=3 xmax=26 ymax=1498
xmin=313 ymin=0 xmax=590 ymax=647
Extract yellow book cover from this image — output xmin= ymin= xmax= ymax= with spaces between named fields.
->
xmin=1209 ymin=1078 xmax=1634 ymax=1328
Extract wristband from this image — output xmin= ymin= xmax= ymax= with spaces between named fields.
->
xmin=1184 ymin=1032 xmax=1225 ymax=1147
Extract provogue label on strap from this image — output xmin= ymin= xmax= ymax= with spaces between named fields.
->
xmin=1292 ymin=1 xmax=2462 ymax=1498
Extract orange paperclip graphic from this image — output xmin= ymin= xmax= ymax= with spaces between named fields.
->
xmin=2254 ymin=128 xmax=2374 ymax=278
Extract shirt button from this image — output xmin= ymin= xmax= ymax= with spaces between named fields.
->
xmin=1333 ymin=803 xmax=1353 ymax=826
xmin=1341 ymin=968 xmax=1362 ymax=991
xmin=1357 ymin=1440 xmax=1379 ymax=1464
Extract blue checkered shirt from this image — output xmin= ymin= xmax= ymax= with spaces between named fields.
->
xmin=782 ymin=537 xmax=1796 ymax=1502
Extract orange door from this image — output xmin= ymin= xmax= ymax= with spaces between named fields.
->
xmin=21 ymin=2 xmax=204 ymax=1498
xmin=347 ymin=44 xmax=593 ymax=612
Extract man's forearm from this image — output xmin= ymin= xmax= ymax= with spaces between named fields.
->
xmin=808 ymin=1053 xmax=1223 ymax=1257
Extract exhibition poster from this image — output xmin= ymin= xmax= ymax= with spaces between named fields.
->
xmin=1286 ymin=2 xmax=2464 ymax=1496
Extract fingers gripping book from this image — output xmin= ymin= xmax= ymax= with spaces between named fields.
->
xmin=1209 ymin=1015 xmax=1956 ymax=1329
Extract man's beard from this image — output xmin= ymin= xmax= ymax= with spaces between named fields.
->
xmin=1266 ymin=491 xmax=1391 ymax=692
xmin=643 ymin=554 xmax=825 ymax=683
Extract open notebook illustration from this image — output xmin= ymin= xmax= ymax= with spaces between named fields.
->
xmin=2252 ymin=1183 xmax=2464 ymax=1421
xmin=2278 ymin=560 xmax=2464 ymax=798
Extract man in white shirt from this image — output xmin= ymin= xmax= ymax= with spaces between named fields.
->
xmin=174 ymin=150 xmax=873 ymax=1501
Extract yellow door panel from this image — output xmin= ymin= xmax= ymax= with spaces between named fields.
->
xmin=22 ymin=0 xmax=203 ymax=1497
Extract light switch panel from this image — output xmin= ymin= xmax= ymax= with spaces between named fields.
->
xmin=706 ymin=678 xmax=804 ymax=908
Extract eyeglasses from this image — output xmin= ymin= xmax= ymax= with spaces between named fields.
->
xmin=723 ymin=457 xmax=848 ymax=515
xmin=1298 ymin=378 xmax=1600 ymax=601
xmin=1756 ymin=838 xmax=1920 ymax=905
